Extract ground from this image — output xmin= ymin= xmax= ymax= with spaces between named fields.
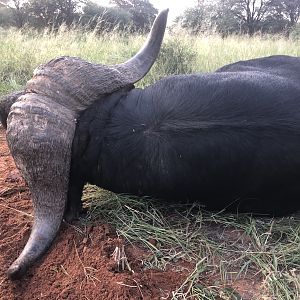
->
xmin=0 ymin=126 xmax=190 ymax=300
xmin=0 ymin=127 xmax=269 ymax=300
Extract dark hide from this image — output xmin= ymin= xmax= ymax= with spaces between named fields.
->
xmin=216 ymin=55 xmax=300 ymax=80
xmin=69 ymin=55 xmax=300 ymax=216
xmin=0 ymin=91 xmax=25 ymax=128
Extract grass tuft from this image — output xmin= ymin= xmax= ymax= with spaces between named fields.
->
xmin=82 ymin=185 xmax=300 ymax=299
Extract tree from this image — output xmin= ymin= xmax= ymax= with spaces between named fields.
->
xmin=110 ymin=0 xmax=158 ymax=32
xmin=227 ymin=0 xmax=272 ymax=35
xmin=175 ymin=0 xmax=244 ymax=35
xmin=175 ymin=6 xmax=208 ymax=34
xmin=203 ymin=0 xmax=279 ymax=36
xmin=0 ymin=0 xmax=27 ymax=27
xmin=81 ymin=1 xmax=131 ymax=32
xmin=175 ymin=0 xmax=298 ymax=36
xmin=270 ymin=0 xmax=300 ymax=29
xmin=24 ymin=0 xmax=81 ymax=29
xmin=24 ymin=0 xmax=60 ymax=28
xmin=57 ymin=0 xmax=80 ymax=26
xmin=211 ymin=0 xmax=243 ymax=35
xmin=0 ymin=6 xmax=14 ymax=27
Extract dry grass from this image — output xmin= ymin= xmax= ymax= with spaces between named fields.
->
xmin=1 ymin=27 xmax=300 ymax=95
xmin=82 ymin=186 xmax=300 ymax=299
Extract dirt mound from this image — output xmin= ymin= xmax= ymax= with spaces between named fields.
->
xmin=0 ymin=128 xmax=189 ymax=300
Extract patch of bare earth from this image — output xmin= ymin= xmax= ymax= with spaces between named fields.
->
xmin=0 ymin=127 xmax=268 ymax=299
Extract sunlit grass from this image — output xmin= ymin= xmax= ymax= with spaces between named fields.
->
xmin=1 ymin=27 xmax=300 ymax=95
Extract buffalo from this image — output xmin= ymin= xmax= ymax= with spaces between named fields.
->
xmin=1 ymin=9 xmax=300 ymax=280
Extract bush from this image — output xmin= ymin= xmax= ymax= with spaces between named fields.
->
xmin=155 ymin=38 xmax=197 ymax=76
xmin=0 ymin=7 xmax=14 ymax=27
xmin=290 ymin=24 xmax=300 ymax=40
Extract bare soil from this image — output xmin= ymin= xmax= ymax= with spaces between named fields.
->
xmin=0 ymin=127 xmax=267 ymax=299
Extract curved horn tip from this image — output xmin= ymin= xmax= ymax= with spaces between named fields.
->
xmin=155 ymin=8 xmax=169 ymax=26
xmin=159 ymin=8 xmax=169 ymax=15
xmin=7 ymin=263 xmax=26 ymax=280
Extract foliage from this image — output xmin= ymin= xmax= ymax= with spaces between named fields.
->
xmin=154 ymin=38 xmax=197 ymax=75
xmin=175 ymin=6 xmax=209 ymax=34
xmin=110 ymin=0 xmax=158 ymax=32
xmin=0 ymin=0 xmax=158 ymax=33
xmin=290 ymin=23 xmax=300 ymax=39
xmin=0 ymin=6 xmax=13 ymax=27
xmin=24 ymin=0 xmax=81 ymax=29
xmin=175 ymin=0 xmax=300 ymax=36
xmin=81 ymin=1 xmax=131 ymax=33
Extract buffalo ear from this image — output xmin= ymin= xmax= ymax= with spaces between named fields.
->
xmin=0 ymin=91 xmax=25 ymax=129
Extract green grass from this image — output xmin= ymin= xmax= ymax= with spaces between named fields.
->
xmin=1 ymin=27 xmax=300 ymax=95
xmin=1 ymin=27 xmax=300 ymax=298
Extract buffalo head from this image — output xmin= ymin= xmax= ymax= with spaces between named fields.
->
xmin=2 ymin=9 xmax=168 ymax=280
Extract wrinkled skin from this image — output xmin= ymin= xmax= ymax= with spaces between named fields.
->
xmin=1 ymin=9 xmax=169 ymax=280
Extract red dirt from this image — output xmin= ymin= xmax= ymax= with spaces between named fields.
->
xmin=0 ymin=127 xmax=268 ymax=299
xmin=0 ymin=127 xmax=190 ymax=300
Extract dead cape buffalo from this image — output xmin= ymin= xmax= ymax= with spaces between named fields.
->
xmin=1 ymin=9 xmax=300 ymax=280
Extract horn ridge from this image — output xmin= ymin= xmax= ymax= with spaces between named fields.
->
xmin=25 ymin=9 xmax=169 ymax=112
xmin=114 ymin=9 xmax=169 ymax=83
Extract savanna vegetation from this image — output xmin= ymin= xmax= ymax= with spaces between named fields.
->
xmin=1 ymin=0 xmax=300 ymax=37
xmin=1 ymin=26 xmax=300 ymax=299
xmin=1 ymin=26 xmax=300 ymax=94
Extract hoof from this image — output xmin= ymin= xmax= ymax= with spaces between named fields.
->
xmin=64 ymin=207 xmax=87 ymax=222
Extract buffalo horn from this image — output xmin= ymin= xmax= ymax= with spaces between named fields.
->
xmin=6 ymin=9 xmax=168 ymax=279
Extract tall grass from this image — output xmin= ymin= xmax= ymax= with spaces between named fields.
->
xmin=1 ymin=27 xmax=300 ymax=298
xmin=1 ymin=26 xmax=300 ymax=95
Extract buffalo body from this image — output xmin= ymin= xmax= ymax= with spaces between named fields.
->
xmin=70 ymin=55 xmax=300 ymax=216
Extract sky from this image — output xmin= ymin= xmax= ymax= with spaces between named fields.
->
xmin=93 ymin=0 xmax=198 ymax=21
